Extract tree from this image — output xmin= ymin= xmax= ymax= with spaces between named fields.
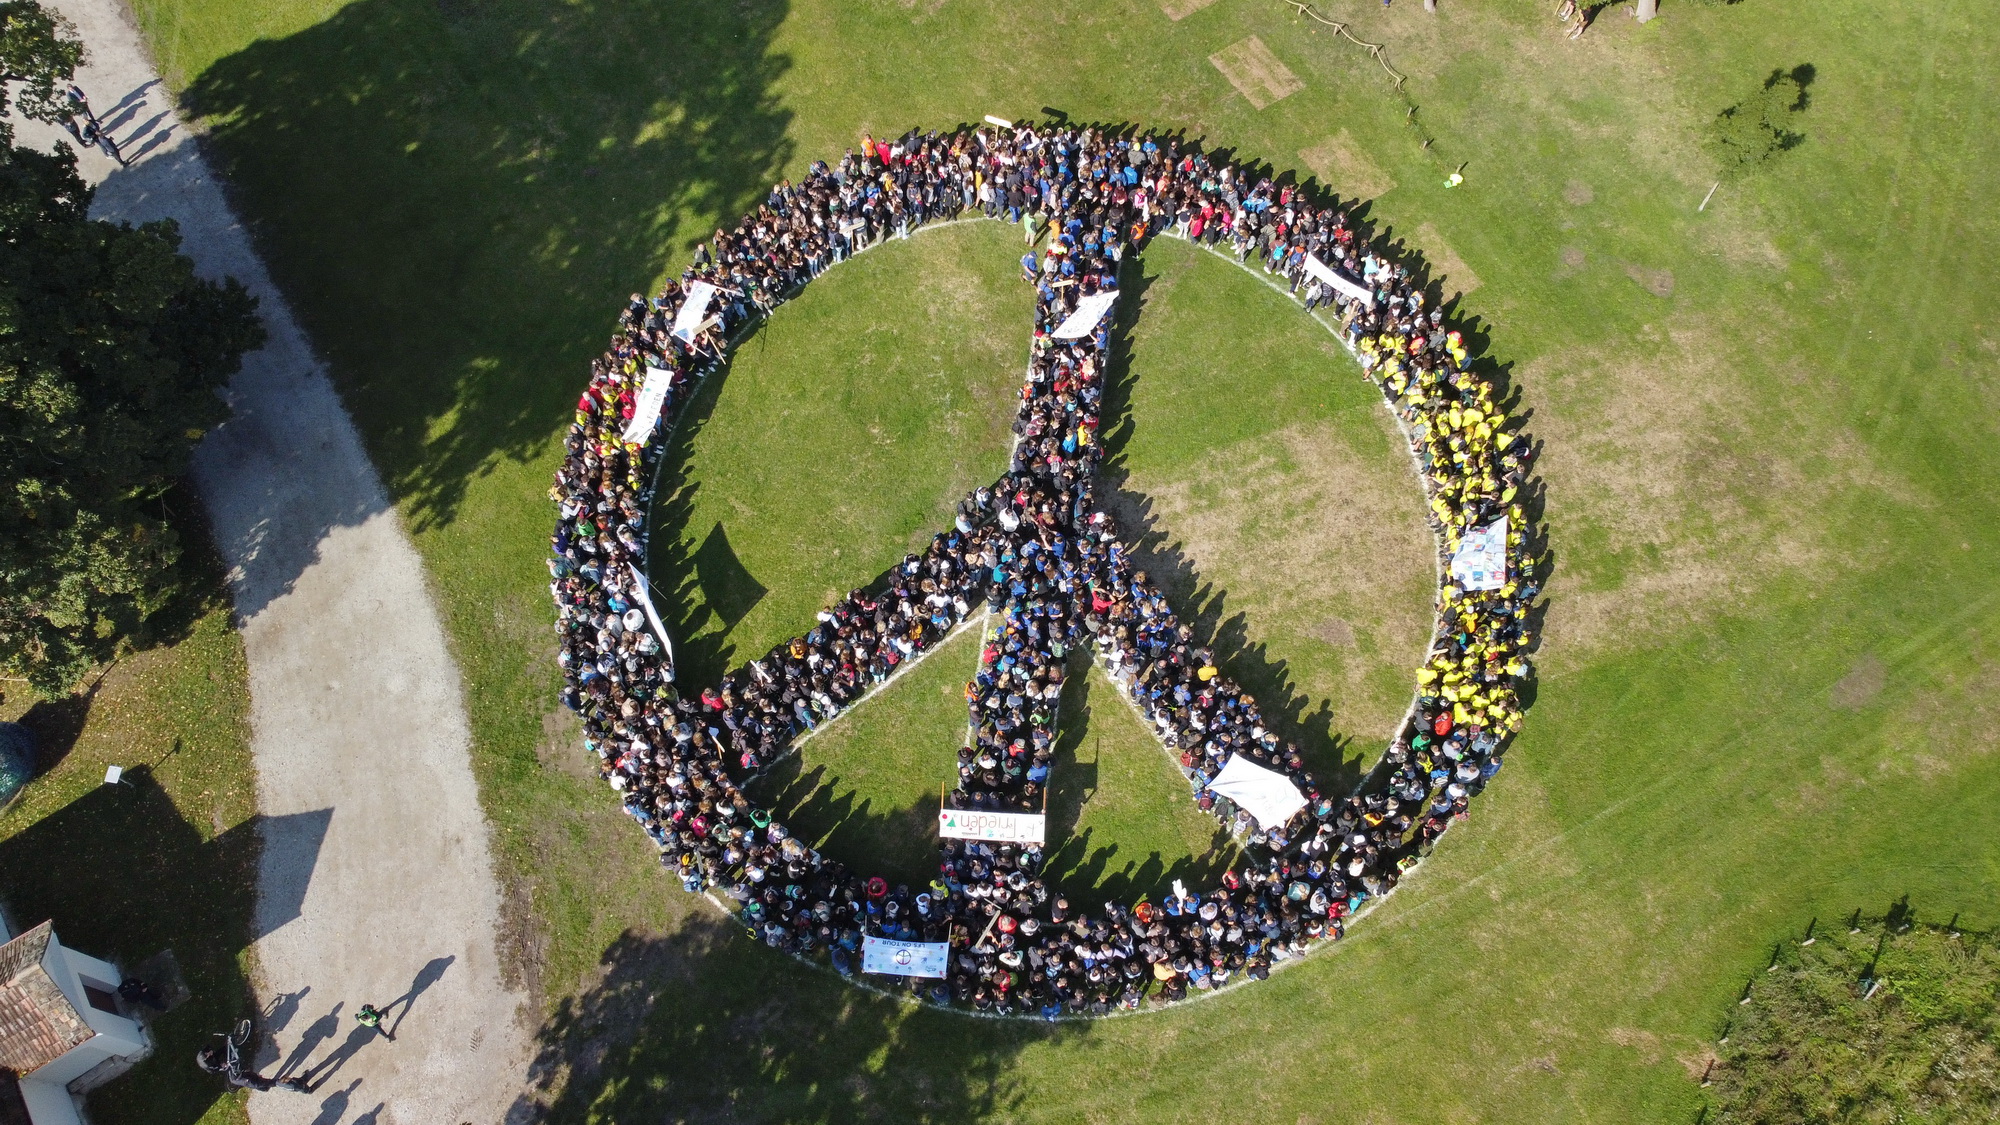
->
xmin=0 ymin=2 xmax=265 ymax=698
xmin=0 ymin=1 xmax=85 ymax=124
xmin=1706 ymin=65 xmax=1814 ymax=176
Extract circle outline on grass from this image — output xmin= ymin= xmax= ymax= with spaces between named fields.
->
xmin=553 ymin=123 xmax=1539 ymax=1018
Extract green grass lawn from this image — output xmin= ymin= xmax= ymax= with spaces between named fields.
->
xmin=0 ymin=536 xmax=254 ymax=1125
xmin=117 ymin=0 xmax=2000 ymax=1120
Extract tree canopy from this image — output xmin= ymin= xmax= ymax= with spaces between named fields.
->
xmin=0 ymin=1 xmax=85 ymax=124
xmin=0 ymin=1 xmax=265 ymax=698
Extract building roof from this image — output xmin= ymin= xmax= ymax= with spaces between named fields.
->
xmin=0 ymin=922 xmax=93 ymax=1074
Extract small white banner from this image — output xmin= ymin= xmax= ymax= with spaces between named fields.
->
xmin=620 ymin=364 xmax=674 ymax=445
xmin=670 ymin=281 xmax=718 ymax=343
xmin=1304 ymin=253 xmax=1375 ymax=308
xmin=1052 ymin=289 xmax=1118 ymax=339
xmin=1208 ymin=753 xmax=1308 ymax=829
xmin=1449 ymin=515 xmax=1509 ymax=592
xmin=938 ymin=808 xmax=1046 ymax=845
xmin=861 ymin=936 xmax=950 ymax=979
xmin=626 ymin=563 xmax=677 ymax=675
xmin=983 ymin=114 xmax=1015 ymax=130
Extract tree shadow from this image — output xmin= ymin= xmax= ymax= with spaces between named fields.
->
xmin=0 ymin=766 xmax=259 ymax=1125
xmin=11 ymin=690 xmax=96 ymax=778
xmin=508 ymin=916 xmax=1082 ymax=1123
xmin=179 ymin=0 xmax=798 ymax=533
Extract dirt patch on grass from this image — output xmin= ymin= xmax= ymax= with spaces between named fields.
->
xmin=1530 ymin=324 xmax=1919 ymax=663
xmin=536 ymin=705 xmax=596 ymax=781
xmin=1299 ymin=132 xmax=1395 ymax=201
xmin=1677 ymin=1045 xmax=1721 ymax=1082
xmin=1210 ymin=36 xmax=1305 ymax=110
xmin=1698 ymin=211 xmax=1789 ymax=271
xmin=1563 ymin=179 xmax=1594 ymax=205
xmin=1161 ymin=0 xmax=1220 ymax=19
xmin=1402 ymin=222 xmax=1481 ymax=295
xmin=1623 ymin=262 xmax=1676 ymax=298
xmin=1607 ymin=1026 xmax=1664 ymax=1063
xmin=1877 ymin=647 xmax=2000 ymax=782
xmin=1114 ymin=418 xmax=1434 ymax=740
xmin=1829 ymin=653 xmax=1887 ymax=709
xmin=1556 ymin=245 xmax=1586 ymax=279
xmin=1314 ymin=618 xmax=1357 ymax=647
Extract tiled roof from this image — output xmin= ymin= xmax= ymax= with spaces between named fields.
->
xmin=0 ymin=922 xmax=93 ymax=1074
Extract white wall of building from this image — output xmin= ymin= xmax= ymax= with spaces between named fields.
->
xmin=15 ymin=1075 xmax=83 ymax=1125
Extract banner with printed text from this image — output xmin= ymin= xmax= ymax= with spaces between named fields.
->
xmin=626 ymin=563 xmax=676 ymax=675
xmin=861 ymin=936 xmax=950 ymax=979
xmin=938 ymin=808 xmax=1047 ymax=845
xmin=1449 ymin=515 xmax=1509 ymax=592
xmin=621 ymin=364 xmax=674 ymax=445
xmin=1053 ymin=290 xmax=1118 ymax=339
xmin=1304 ymin=253 xmax=1375 ymax=308
xmin=670 ymin=281 xmax=718 ymax=343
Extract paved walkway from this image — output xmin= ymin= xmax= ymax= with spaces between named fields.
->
xmin=15 ymin=4 xmax=530 ymax=1122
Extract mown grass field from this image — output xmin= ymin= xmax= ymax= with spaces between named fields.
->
xmin=117 ymin=0 xmax=2000 ymax=1120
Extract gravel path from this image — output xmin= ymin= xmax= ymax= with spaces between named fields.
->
xmin=15 ymin=4 xmax=531 ymax=1122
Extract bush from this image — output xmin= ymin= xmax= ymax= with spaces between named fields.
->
xmin=1707 ymin=65 xmax=1814 ymax=174
xmin=1712 ymin=911 xmax=2000 ymax=1124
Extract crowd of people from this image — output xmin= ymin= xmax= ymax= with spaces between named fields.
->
xmin=549 ymin=121 xmax=1542 ymax=1016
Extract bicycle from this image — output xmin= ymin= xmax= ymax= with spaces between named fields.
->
xmin=195 ymin=1020 xmax=309 ymax=1093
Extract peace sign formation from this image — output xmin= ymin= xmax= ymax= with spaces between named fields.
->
xmin=549 ymin=121 xmax=1543 ymax=1017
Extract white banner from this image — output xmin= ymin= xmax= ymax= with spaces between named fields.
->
xmin=1449 ymin=515 xmax=1509 ymax=592
xmin=938 ymin=808 xmax=1046 ymax=845
xmin=620 ymin=364 xmax=674 ymax=445
xmin=626 ymin=563 xmax=677 ymax=675
xmin=1052 ymin=289 xmax=1118 ymax=339
xmin=1208 ymin=753 xmax=1307 ymax=829
xmin=1304 ymin=253 xmax=1375 ymax=308
xmin=861 ymin=936 xmax=950 ymax=979
xmin=670 ymin=281 xmax=718 ymax=343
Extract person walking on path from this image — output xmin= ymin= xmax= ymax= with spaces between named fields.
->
xmin=61 ymin=81 xmax=124 ymax=164
xmin=354 ymin=1004 xmax=395 ymax=1040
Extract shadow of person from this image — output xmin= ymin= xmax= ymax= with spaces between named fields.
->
xmin=308 ymin=1079 xmax=362 ymax=1125
xmin=274 ymin=1001 xmax=343 ymax=1081
xmin=383 ymin=954 xmax=455 ymax=1037
xmin=303 ymin=1025 xmax=383 ymax=1091
xmin=261 ymin=985 xmax=311 ymax=1037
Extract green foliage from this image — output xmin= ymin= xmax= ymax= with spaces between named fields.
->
xmin=0 ymin=140 xmax=264 ymax=698
xmin=1707 ymin=65 xmax=1814 ymax=175
xmin=0 ymin=0 xmax=83 ymax=124
xmin=1714 ymin=915 xmax=2000 ymax=1124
